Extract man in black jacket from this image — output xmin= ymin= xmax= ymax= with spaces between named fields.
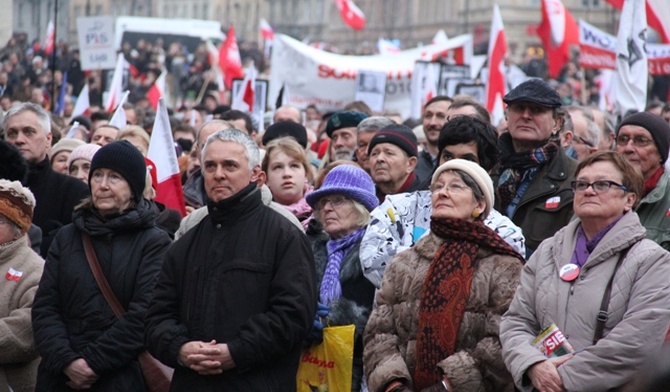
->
xmin=146 ymin=129 xmax=317 ymax=390
xmin=4 ymin=102 xmax=88 ymax=256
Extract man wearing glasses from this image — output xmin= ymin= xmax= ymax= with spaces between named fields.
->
xmin=615 ymin=111 xmax=670 ymax=250
xmin=491 ymin=79 xmax=578 ymax=256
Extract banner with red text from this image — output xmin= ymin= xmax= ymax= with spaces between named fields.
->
xmin=269 ymin=34 xmax=472 ymax=119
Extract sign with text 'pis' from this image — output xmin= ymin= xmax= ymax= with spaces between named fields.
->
xmin=77 ymin=16 xmax=116 ymax=71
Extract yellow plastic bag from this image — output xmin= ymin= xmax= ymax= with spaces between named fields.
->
xmin=297 ymin=324 xmax=355 ymax=392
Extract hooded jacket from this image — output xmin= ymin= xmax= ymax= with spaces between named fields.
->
xmin=31 ymin=199 xmax=171 ymax=392
xmin=500 ymin=212 xmax=670 ymax=391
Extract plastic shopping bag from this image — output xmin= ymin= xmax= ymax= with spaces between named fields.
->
xmin=297 ymin=324 xmax=355 ymax=392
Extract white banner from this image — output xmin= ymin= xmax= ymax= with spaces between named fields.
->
xmin=269 ymin=34 xmax=472 ymax=119
xmin=77 ymin=16 xmax=116 ymax=71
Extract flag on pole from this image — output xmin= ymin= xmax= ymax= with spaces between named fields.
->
xmin=485 ymin=5 xmax=508 ymax=127
xmin=71 ymin=84 xmax=90 ymax=118
xmin=146 ymin=71 xmax=166 ymax=110
xmin=335 ymin=0 xmax=366 ymax=31
xmin=44 ymin=20 xmax=55 ymax=56
xmin=148 ymin=98 xmax=186 ymax=216
xmin=54 ymin=71 xmax=68 ymax=116
xmin=613 ymin=0 xmax=648 ymax=117
xmin=219 ymin=25 xmax=244 ymax=90
xmin=231 ymin=65 xmax=257 ymax=113
xmin=538 ymin=0 xmax=579 ymax=78
xmin=109 ymin=90 xmax=130 ymax=128
xmin=105 ymin=53 xmax=126 ymax=113
xmin=260 ymin=18 xmax=275 ymax=40
xmin=606 ymin=0 xmax=670 ymax=44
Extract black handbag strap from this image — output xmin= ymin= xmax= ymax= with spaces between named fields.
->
xmin=82 ymin=232 xmax=126 ymax=318
xmin=593 ymin=246 xmax=632 ymax=344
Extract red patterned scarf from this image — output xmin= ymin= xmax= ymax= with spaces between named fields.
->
xmin=413 ymin=217 xmax=523 ymax=389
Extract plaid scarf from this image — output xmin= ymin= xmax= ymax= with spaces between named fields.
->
xmin=320 ymin=228 xmax=365 ymax=305
xmin=413 ymin=217 xmax=523 ymax=389
xmin=497 ymin=132 xmax=559 ymax=213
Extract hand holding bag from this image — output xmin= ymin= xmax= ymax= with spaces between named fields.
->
xmin=82 ymin=232 xmax=173 ymax=392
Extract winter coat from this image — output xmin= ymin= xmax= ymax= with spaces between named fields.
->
xmin=26 ymin=157 xmax=89 ymax=256
xmin=361 ymin=190 xmax=526 ymax=289
xmin=500 ymin=211 xmax=670 ymax=392
xmin=491 ymin=146 xmax=578 ymax=255
xmin=636 ymin=172 xmax=670 ymax=250
xmin=31 ymin=199 xmax=171 ymax=392
xmin=308 ymin=220 xmax=376 ymax=391
xmin=174 ymin=184 xmax=302 ymax=239
xmin=364 ymin=232 xmax=522 ymax=392
xmin=0 ymin=235 xmax=44 ymax=392
xmin=145 ymin=186 xmax=317 ymax=391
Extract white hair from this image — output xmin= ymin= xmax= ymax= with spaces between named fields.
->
xmin=3 ymin=102 xmax=51 ymax=134
xmin=201 ymin=128 xmax=260 ymax=170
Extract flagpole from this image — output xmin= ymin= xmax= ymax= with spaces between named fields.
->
xmin=50 ymin=0 xmax=59 ymax=113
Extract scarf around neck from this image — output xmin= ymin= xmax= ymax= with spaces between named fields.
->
xmin=319 ymin=227 xmax=365 ymax=305
xmin=413 ymin=217 xmax=523 ymax=389
xmin=497 ymin=133 xmax=559 ymax=212
xmin=643 ymin=166 xmax=665 ymax=198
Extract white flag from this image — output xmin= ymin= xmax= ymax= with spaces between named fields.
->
xmin=108 ymin=90 xmax=129 ymax=128
xmin=613 ymin=0 xmax=648 ymax=117
xmin=70 ymin=84 xmax=90 ymax=119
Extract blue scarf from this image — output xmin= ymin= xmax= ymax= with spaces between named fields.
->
xmin=320 ymin=228 xmax=365 ymax=305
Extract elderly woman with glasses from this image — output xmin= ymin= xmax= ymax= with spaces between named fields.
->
xmin=305 ymin=164 xmax=379 ymax=391
xmin=614 ymin=111 xmax=670 ymax=250
xmin=501 ymin=151 xmax=670 ymax=392
xmin=364 ymin=159 xmax=523 ymax=392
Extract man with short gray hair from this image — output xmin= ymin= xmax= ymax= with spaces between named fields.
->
xmin=3 ymin=102 xmax=88 ymax=255
xmin=356 ymin=116 xmax=394 ymax=173
xmin=146 ymin=129 xmax=316 ymax=391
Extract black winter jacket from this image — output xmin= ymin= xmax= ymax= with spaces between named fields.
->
xmin=145 ymin=185 xmax=317 ymax=391
xmin=31 ymin=199 xmax=171 ymax=392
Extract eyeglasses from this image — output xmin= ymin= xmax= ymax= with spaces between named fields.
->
xmin=430 ymin=181 xmax=471 ymax=195
xmin=573 ymin=135 xmax=595 ymax=148
xmin=616 ymin=134 xmax=654 ymax=148
xmin=571 ymin=180 xmax=628 ymax=193
xmin=315 ymin=195 xmax=350 ymax=210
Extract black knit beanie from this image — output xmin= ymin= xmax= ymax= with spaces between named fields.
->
xmin=263 ymin=121 xmax=308 ymax=148
xmin=89 ymin=140 xmax=147 ymax=201
xmin=617 ymin=112 xmax=670 ymax=164
xmin=367 ymin=124 xmax=418 ymax=158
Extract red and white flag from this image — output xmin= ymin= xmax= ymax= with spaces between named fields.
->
xmin=44 ymin=20 xmax=55 ymax=56
xmin=109 ymin=90 xmax=129 ymax=129
xmin=219 ymin=25 xmax=244 ymax=90
xmin=260 ymin=18 xmax=275 ymax=40
xmin=71 ymin=84 xmax=90 ymax=118
xmin=613 ymin=0 xmax=648 ymax=116
xmin=606 ymin=0 xmax=670 ymax=44
xmin=146 ymin=71 xmax=166 ymax=110
xmin=485 ymin=5 xmax=508 ymax=127
xmin=105 ymin=53 xmax=126 ymax=113
xmin=148 ymin=98 xmax=186 ymax=216
xmin=231 ymin=65 xmax=257 ymax=113
xmin=538 ymin=0 xmax=579 ymax=78
xmin=5 ymin=267 xmax=23 ymax=282
xmin=335 ymin=0 xmax=366 ymax=31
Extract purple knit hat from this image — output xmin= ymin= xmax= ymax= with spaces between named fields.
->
xmin=306 ymin=165 xmax=379 ymax=212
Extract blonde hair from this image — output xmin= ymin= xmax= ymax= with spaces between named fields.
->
xmin=262 ymin=137 xmax=314 ymax=183
xmin=117 ymin=125 xmax=150 ymax=149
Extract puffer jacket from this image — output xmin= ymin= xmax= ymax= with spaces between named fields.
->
xmin=363 ymin=232 xmax=522 ymax=392
xmin=31 ymin=199 xmax=171 ymax=392
xmin=500 ymin=211 xmax=670 ymax=392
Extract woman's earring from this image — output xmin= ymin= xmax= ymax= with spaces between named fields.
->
xmin=471 ymin=210 xmax=481 ymax=219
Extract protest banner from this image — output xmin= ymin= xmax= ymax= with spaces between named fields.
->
xmin=77 ymin=16 xmax=117 ymax=71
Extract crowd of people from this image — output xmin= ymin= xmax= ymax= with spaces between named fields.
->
xmin=3 ymin=31 xmax=670 ymax=392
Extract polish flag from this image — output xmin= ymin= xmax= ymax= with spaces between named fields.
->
xmin=485 ymin=5 xmax=508 ymax=127
xmin=105 ymin=53 xmax=127 ymax=113
xmin=606 ymin=0 xmax=670 ymax=43
xmin=335 ymin=0 xmax=366 ymax=31
xmin=44 ymin=20 xmax=55 ymax=56
xmin=109 ymin=90 xmax=130 ymax=129
xmin=231 ymin=65 xmax=257 ymax=113
xmin=5 ymin=267 xmax=23 ymax=282
xmin=70 ymin=84 xmax=90 ymax=118
xmin=260 ymin=18 xmax=275 ymax=40
xmin=613 ymin=0 xmax=648 ymax=116
xmin=146 ymin=71 xmax=166 ymax=110
xmin=219 ymin=25 xmax=244 ymax=90
xmin=538 ymin=0 xmax=579 ymax=78
xmin=148 ymin=98 xmax=186 ymax=216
